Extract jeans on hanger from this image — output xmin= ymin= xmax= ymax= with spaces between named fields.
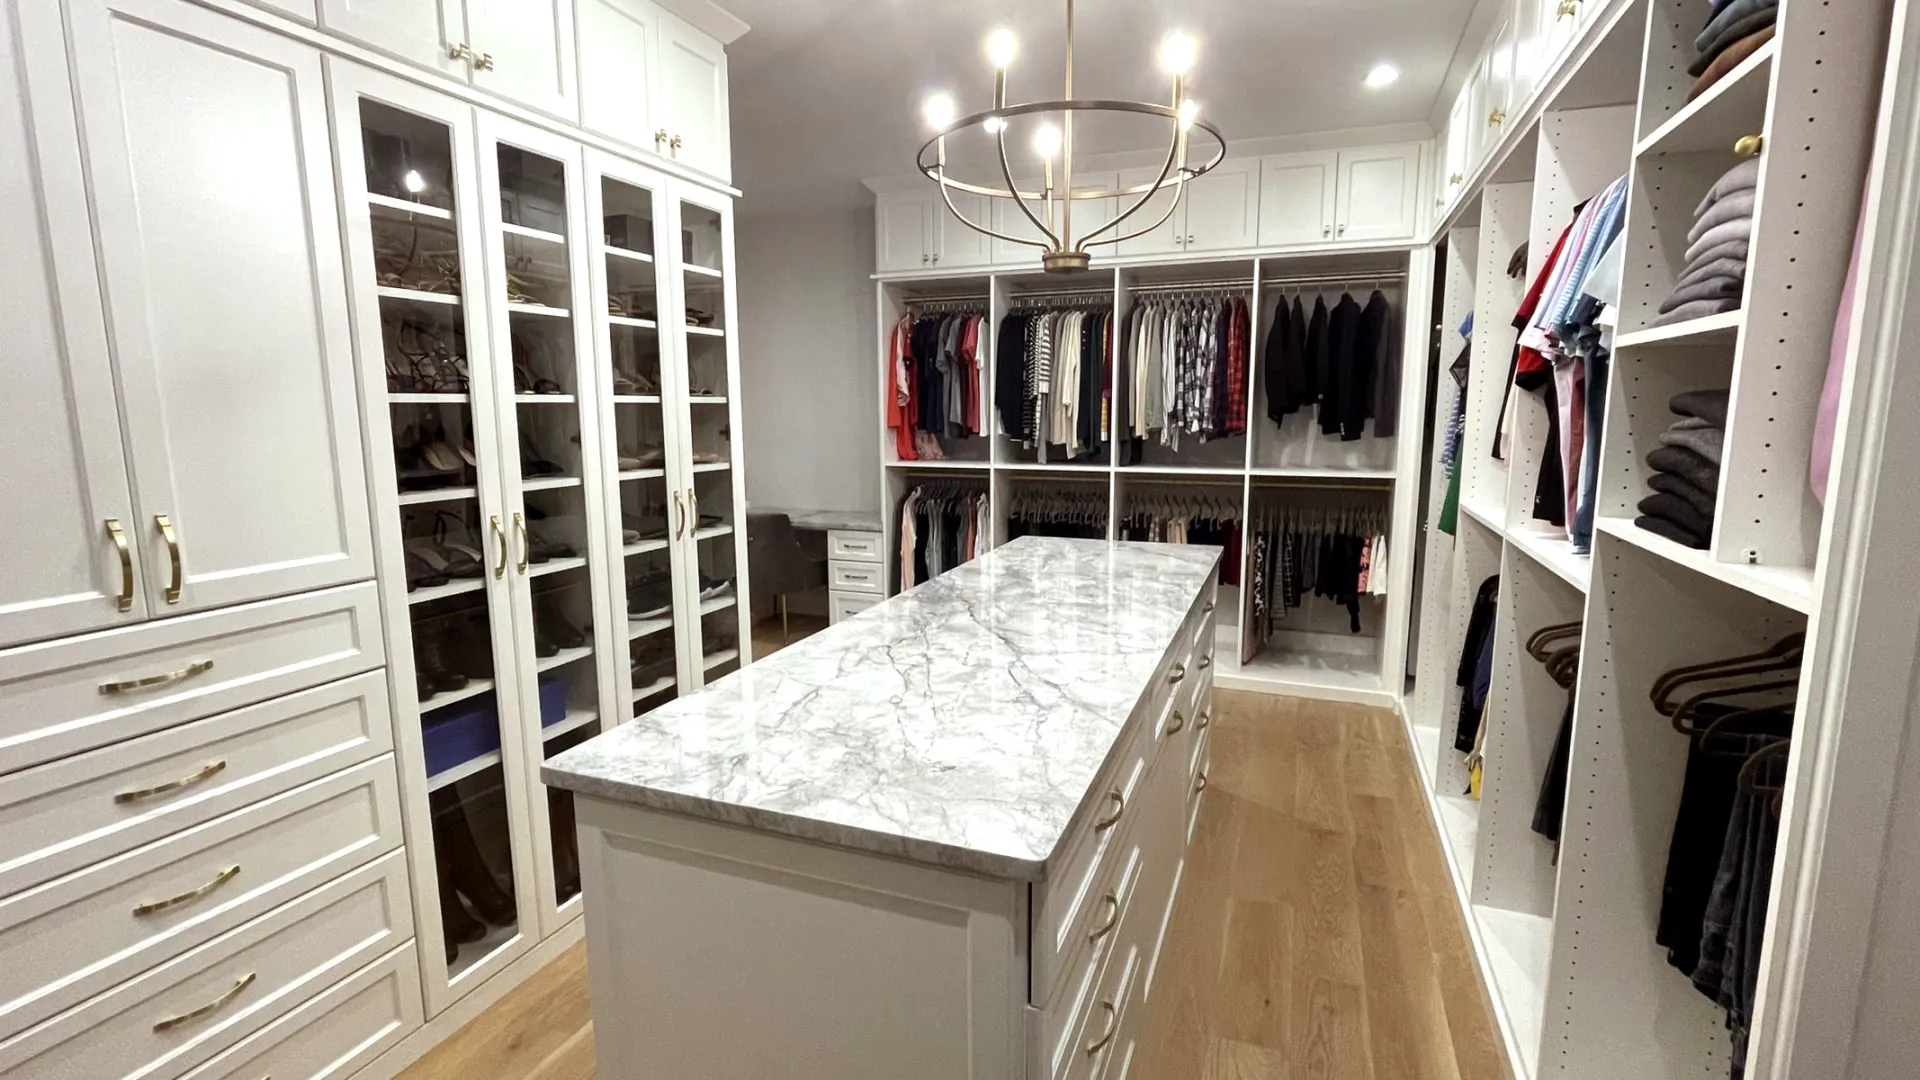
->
xmin=1572 ymin=349 xmax=1608 ymax=553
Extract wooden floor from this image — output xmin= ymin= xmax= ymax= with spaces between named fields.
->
xmin=396 ymin=684 xmax=1503 ymax=1080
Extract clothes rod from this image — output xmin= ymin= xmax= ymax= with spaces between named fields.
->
xmin=904 ymin=293 xmax=990 ymax=306
xmin=1258 ymin=271 xmax=1407 ymax=287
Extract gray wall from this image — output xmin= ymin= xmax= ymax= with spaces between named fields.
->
xmin=735 ymin=207 xmax=879 ymax=515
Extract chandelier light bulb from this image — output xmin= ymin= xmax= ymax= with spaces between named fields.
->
xmin=1364 ymin=62 xmax=1401 ymax=89
xmin=402 ymin=169 xmax=426 ymax=194
xmin=983 ymin=115 xmax=1008 ymax=134
xmin=1032 ymin=123 xmax=1062 ymax=160
xmin=986 ymin=27 xmax=1019 ymax=69
xmin=1158 ymin=31 xmax=1197 ymax=75
xmin=922 ymin=92 xmax=958 ymax=132
xmin=1178 ymin=99 xmax=1201 ymax=131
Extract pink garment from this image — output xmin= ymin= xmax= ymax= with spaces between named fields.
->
xmin=1552 ymin=358 xmax=1585 ymax=535
xmin=1812 ymin=204 xmax=1868 ymax=503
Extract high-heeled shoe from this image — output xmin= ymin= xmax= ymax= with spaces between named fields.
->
xmin=405 ymin=550 xmax=450 ymax=592
xmin=414 ymin=635 xmax=471 ymax=701
xmin=534 ymin=607 xmax=586 ymax=655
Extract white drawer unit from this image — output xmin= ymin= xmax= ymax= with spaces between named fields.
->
xmin=827 ymin=559 xmax=885 ymax=595
xmin=0 ymin=849 xmax=411 ymax=1080
xmin=0 ymin=670 xmax=391 ymax=898
xmin=0 ymin=582 xmax=383 ymax=775
xmin=0 ymin=757 xmax=404 ymax=1039
xmin=826 ymin=529 xmax=883 ymax=563
xmin=829 ymin=592 xmax=882 ymax=622
xmin=176 ymin=943 xmax=421 ymax=1080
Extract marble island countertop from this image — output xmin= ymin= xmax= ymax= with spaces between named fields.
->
xmin=543 ymin=536 xmax=1219 ymax=880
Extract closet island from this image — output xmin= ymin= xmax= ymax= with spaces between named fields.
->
xmin=544 ymin=535 xmax=1218 ymax=1078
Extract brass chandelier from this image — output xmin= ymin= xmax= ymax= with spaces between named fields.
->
xmin=915 ymin=0 xmax=1228 ymax=273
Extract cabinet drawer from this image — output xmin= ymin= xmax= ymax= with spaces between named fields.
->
xmin=0 ymin=849 xmax=411 ymax=1080
xmin=829 ymin=591 xmax=882 ymax=622
xmin=178 ymin=943 xmax=421 ymax=1080
xmin=0 ymin=757 xmax=403 ymax=1040
xmin=1035 ymin=740 xmax=1147 ymax=1002
xmin=828 ymin=560 xmax=885 ymax=595
xmin=826 ymin=530 xmax=883 ymax=563
xmin=1061 ymin=934 xmax=1143 ymax=1080
xmin=0 ymin=670 xmax=391 ymax=897
xmin=1041 ymin=842 xmax=1141 ymax=1079
xmin=0 ymin=582 xmax=382 ymax=774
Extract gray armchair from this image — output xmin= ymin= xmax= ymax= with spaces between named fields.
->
xmin=747 ymin=512 xmax=828 ymax=640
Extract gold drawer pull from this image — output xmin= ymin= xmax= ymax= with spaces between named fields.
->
xmin=156 ymin=514 xmax=182 ymax=604
xmin=1197 ymin=709 xmax=1211 ymax=731
xmin=1198 ymin=654 xmax=1212 ymax=671
xmin=1203 ymin=600 xmax=1215 ymax=613
xmin=1089 ymin=893 xmax=1120 ymax=944
xmin=490 ymin=515 xmax=508 ymax=579
xmin=1093 ymin=789 xmax=1125 ymax=832
xmin=115 ymin=759 xmax=227 ymax=803
xmin=1167 ymin=662 xmax=1186 ymax=684
xmin=1165 ymin=710 xmax=1186 ymax=736
xmin=1194 ymin=770 xmax=1209 ymax=794
xmin=106 ymin=518 xmax=134 ymax=611
xmin=133 ymin=864 xmax=241 ymax=916
xmin=1735 ymin=134 xmax=1764 ymax=157
xmin=1084 ymin=1000 xmax=1117 ymax=1056
xmin=153 ymin=971 xmax=255 ymax=1033
xmin=99 ymin=658 xmax=215 ymax=697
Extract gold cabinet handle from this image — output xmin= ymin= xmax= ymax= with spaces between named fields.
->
xmin=1449 ymin=172 xmax=1463 ymax=186
xmin=115 ymin=758 xmax=226 ymax=802
xmin=490 ymin=515 xmax=508 ymax=579
xmin=134 ymin=864 xmax=241 ymax=917
xmin=153 ymin=971 xmax=255 ymax=1033
xmin=1557 ymin=0 xmax=1578 ymax=16
xmin=669 ymin=134 xmax=683 ymax=155
xmin=1735 ymin=134 xmax=1764 ymax=157
xmin=1168 ymin=662 xmax=1186 ymax=684
xmin=1203 ymin=600 xmax=1215 ymax=613
xmin=513 ymin=513 xmax=530 ymax=575
xmin=1089 ymin=893 xmax=1120 ymax=943
xmin=1084 ymin=1001 xmax=1117 ymax=1056
xmin=473 ymin=51 xmax=494 ymax=70
xmin=1093 ymin=789 xmax=1125 ymax=831
xmin=448 ymin=42 xmax=474 ymax=62
xmin=1197 ymin=709 xmax=1211 ymax=731
xmin=672 ymin=491 xmax=686 ymax=540
xmin=106 ymin=518 xmax=134 ymax=611
xmin=1194 ymin=770 xmax=1209 ymax=794
xmin=687 ymin=488 xmax=699 ymax=533
xmin=1488 ymin=109 xmax=1506 ymax=126
xmin=654 ymin=128 xmax=669 ymax=149
xmin=100 ymin=659 xmax=215 ymax=697
xmin=1198 ymin=654 xmax=1212 ymax=671
xmin=1166 ymin=709 xmax=1186 ymax=736
xmin=155 ymin=514 xmax=182 ymax=604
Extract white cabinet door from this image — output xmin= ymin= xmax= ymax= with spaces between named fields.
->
xmin=1443 ymin=81 xmax=1473 ymax=207
xmin=0 ymin=0 xmax=147 ymax=648
xmin=1484 ymin=13 xmax=1517 ymax=137
xmin=65 ymin=0 xmax=374 ymax=616
xmin=577 ymin=0 xmax=662 ymax=153
xmin=1257 ymin=151 xmax=1338 ymax=247
xmin=1336 ymin=143 xmax=1422 ymax=242
xmin=467 ymin=0 xmax=575 ymax=117
xmin=1180 ymin=158 xmax=1260 ymax=251
xmin=933 ymin=190 xmax=993 ymax=269
xmin=989 ymin=173 xmax=1117 ymax=266
xmin=1538 ymin=0 xmax=1581 ymax=71
xmin=657 ymin=11 xmax=730 ymax=180
xmin=1115 ymin=166 xmax=1185 ymax=257
xmin=875 ymin=189 xmax=933 ymax=272
xmin=316 ymin=0 xmax=467 ymax=82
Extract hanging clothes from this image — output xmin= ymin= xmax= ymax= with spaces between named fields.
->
xmin=1006 ymin=485 xmax=1108 ymax=540
xmin=1261 ymin=288 xmax=1399 ymax=439
xmin=895 ymin=482 xmax=990 ymax=588
xmin=1454 ymin=575 xmax=1500 ymax=752
xmin=992 ymin=304 xmax=1113 ymax=461
xmin=1118 ymin=493 xmax=1242 ymax=586
xmin=886 ymin=309 xmax=988 ymax=461
xmin=1116 ymin=292 xmax=1250 ymax=454
xmin=1241 ymin=496 xmax=1389 ymax=653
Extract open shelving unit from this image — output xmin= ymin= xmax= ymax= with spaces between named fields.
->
xmin=1405 ymin=0 xmax=1892 ymax=1077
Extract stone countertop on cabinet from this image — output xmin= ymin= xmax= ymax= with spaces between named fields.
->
xmin=747 ymin=506 xmax=884 ymax=533
xmin=543 ymin=536 xmax=1219 ymax=881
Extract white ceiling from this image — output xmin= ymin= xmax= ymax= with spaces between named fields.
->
xmin=719 ymin=0 xmax=1483 ymax=215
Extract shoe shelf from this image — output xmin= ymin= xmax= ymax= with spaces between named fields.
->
xmin=613 ymin=394 xmax=662 ymax=404
xmin=692 ymin=524 xmax=732 ymax=541
xmin=535 ymin=644 xmax=595 ymax=674
xmin=688 ymin=395 xmax=728 ymax=405
xmin=419 ymin=677 xmax=496 ymax=713
xmin=628 ymin=613 xmax=673 ymax=639
xmin=699 ymin=595 xmax=736 ymax=617
xmin=605 ymin=245 xmax=653 ymax=265
xmin=684 ymin=325 xmax=724 ymax=338
xmin=397 ymin=485 xmax=479 ymax=506
xmin=608 ymin=314 xmax=657 ymax=329
xmin=632 ymin=674 xmax=676 ymax=700
xmin=377 ymin=284 xmax=461 ymax=307
xmin=683 ymin=263 xmax=723 ymax=279
xmin=368 ymin=191 xmax=454 ymax=220
xmin=541 ymin=708 xmax=600 ymax=742
xmin=618 ymin=468 xmax=666 ymax=481
xmin=501 ymin=221 xmax=566 ymax=246
xmin=514 ymin=393 xmax=578 ymax=404
xmin=525 ymin=555 xmax=588 ymax=579
xmin=690 ymin=461 xmax=729 ymax=473
xmin=424 ymin=749 xmax=504 ymax=793
xmin=405 ymin=577 xmax=486 ymax=605
xmin=390 ymin=392 xmax=469 ymax=404
xmin=702 ymin=647 xmax=739 ymax=670
xmin=521 ymin=475 xmax=582 ymax=492
xmin=624 ymin=538 xmax=669 ymax=555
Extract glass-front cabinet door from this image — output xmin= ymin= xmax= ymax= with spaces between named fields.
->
xmin=667 ymin=187 xmax=751 ymax=686
xmin=584 ymin=151 xmax=699 ymax=720
xmin=331 ymin=67 xmax=540 ymax=1009
xmin=475 ymin=114 xmax=620 ymax=937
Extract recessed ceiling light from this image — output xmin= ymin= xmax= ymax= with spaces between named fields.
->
xmin=1364 ymin=63 xmax=1400 ymax=89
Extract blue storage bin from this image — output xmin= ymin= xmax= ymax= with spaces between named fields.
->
xmin=422 ymin=694 xmax=500 ymax=776
xmin=538 ymin=674 xmax=568 ymax=726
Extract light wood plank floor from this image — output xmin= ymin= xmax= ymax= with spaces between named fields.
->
xmin=397 ymin=688 xmax=1502 ymax=1080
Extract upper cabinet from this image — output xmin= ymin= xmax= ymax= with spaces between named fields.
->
xmin=576 ymin=0 xmax=736 ymax=181
xmin=655 ymin=11 xmax=731 ymax=178
xmin=991 ymin=172 xmax=1118 ymax=267
xmin=1114 ymin=157 xmax=1260 ymax=257
xmin=317 ymin=0 xmax=576 ymax=118
xmin=1333 ymin=143 xmax=1422 ymax=243
xmin=1257 ymin=151 xmax=1338 ymax=247
xmin=873 ymin=187 xmax=994 ymax=272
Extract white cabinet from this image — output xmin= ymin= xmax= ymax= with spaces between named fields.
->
xmin=1257 ymin=150 xmax=1338 ymax=246
xmin=1538 ymin=0 xmax=1585 ymax=69
xmin=1484 ymin=12 xmax=1518 ymax=140
xmin=989 ymin=171 xmax=1118 ymax=266
xmin=9 ymin=0 xmax=373 ymax=636
xmin=0 ymin=0 xmax=142 ymax=648
xmin=467 ymin=0 xmax=576 ymax=118
xmin=1116 ymin=157 xmax=1259 ymax=256
xmin=1334 ymin=143 xmax=1423 ymax=242
xmin=575 ymin=0 xmax=733 ymax=181
xmin=577 ymin=0 xmax=661 ymax=152
xmin=873 ymin=187 xmax=993 ymax=271
xmin=1442 ymin=78 xmax=1475 ymax=211
xmin=315 ymin=0 xmax=467 ymax=82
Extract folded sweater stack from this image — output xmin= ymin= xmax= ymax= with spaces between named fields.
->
xmin=1636 ymin=389 xmax=1729 ymax=549
xmin=1652 ymin=157 xmax=1759 ymax=326
xmin=1689 ymin=0 xmax=1779 ymax=101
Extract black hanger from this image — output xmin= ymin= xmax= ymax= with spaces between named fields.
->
xmin=1650 ymin=634 xmax=1805 ymax=715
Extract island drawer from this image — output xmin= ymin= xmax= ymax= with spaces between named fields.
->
xmin=0 ymin=757 xmax=404 ymax=1040
xmin=1035 ymin=741 xmax=1148 ymax=1000
xmin=828 ymin=559 xmax=886 ymax=595
xmin=0 ymin=671 xmax=391 ymax=899
xmin=1039 ymin=842 xmax=1142 ymax=1079
xmin=829 ymin=592 xmax=882 ymax=622
xmin=177 ymin=943 xmax=421 ymax=1080
xmin=827 ymin=530 xmax=884 ymax=563
xmin=0 ymin=582 xmax=383 ymax=775
xmin=0 ymin=850 xmax=411 ymax=1080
